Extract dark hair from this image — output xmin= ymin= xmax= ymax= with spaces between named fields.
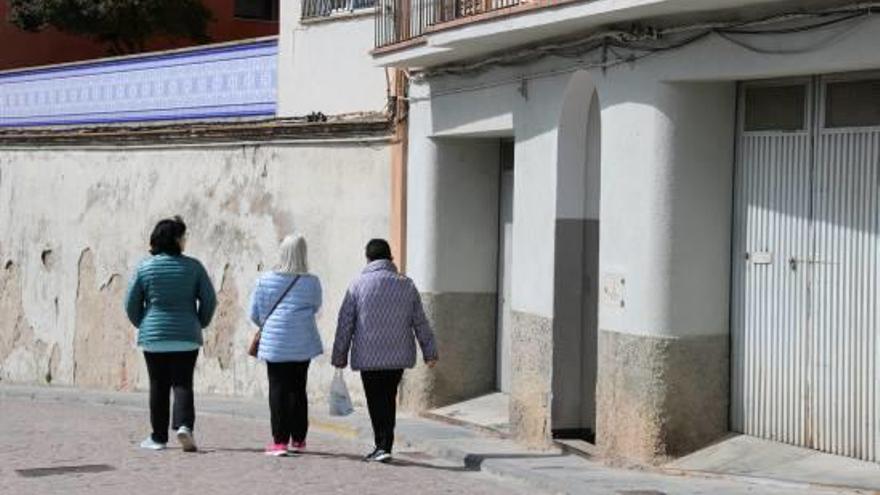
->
xmin=365 ymin=238 xmax=392 ymax=262
xmin=149 ymin=216 xmax=187 ymax=256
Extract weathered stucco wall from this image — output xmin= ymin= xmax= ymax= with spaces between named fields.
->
xmin=596 ymin=330 xmax=729 ymax=463
xmin=0 ymin=140 xmax=390 ymax=404
xmin=277 ymin=0 xmax=387 ymax=118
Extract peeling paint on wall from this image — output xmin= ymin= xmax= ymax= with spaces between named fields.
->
xmin=0 ymin=261 xmax=51 ymax=383
xmin=0 ymin=141 xmax=390 ymax=404
xmin=0 ymin=261 xmax=27 ymax=363
xmin=203 ymin=264 xmax=240 ymax=370
xmin=73 ymin=249 xmax=143 ymax=391
xmin=40 ymin=249 xmax=55 ymax=270
xmin=47 ymin=343 xmax=61 ymax=384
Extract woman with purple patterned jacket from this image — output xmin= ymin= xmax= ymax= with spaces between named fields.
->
xmin=331 ymin=238 xmax=439 ymax=464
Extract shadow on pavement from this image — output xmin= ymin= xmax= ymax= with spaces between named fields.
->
xmin=462 ymin=452 xmax=567 ymax=470
xmin=302 ymin=450 xmax=480 ymax=472
xmin=203 ymin=447 xmax=481 ymax=472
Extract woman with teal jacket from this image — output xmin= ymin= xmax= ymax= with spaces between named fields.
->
xmin=125 ymin=216 xmax=217 ymax=452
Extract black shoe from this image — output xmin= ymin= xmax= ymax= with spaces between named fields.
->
xmin=363 ymin=448 xmax=380 ymax=462
xmin=364 ymin=448 xmax=392 ymax=463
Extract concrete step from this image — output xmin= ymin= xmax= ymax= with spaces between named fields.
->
xmin=423 ymin=392 xmax=511 ymax=438
xmin=554 ymin=438 xmax=600 ymax=460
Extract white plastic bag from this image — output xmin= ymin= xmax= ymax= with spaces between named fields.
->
xmin=329 ymin=368 xmax=354 ymax=416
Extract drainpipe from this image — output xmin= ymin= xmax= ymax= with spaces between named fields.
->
xmin=389 ymin=68 xmax=409 ymax=272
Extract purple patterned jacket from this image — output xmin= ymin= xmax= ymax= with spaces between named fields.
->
xmin=331 ymin=260 xmax=438 ymax=371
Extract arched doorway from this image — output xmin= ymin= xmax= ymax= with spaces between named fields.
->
xmin=552 ymin=71 xmax=601 ymax=442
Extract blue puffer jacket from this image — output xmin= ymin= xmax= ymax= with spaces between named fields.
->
xmin=249 ymin=272 xmax=323 ymax=363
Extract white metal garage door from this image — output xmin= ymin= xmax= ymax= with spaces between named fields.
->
xmin=732 ymin=74 xmax=880 ymax=461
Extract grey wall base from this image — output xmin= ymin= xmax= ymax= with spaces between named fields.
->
xmin=510 ymin=311 xmax=554 ymax=447
xmin=399 ymin=292 xmax=497 ymax=412
xmin=596 ymin=329 xmax=729 ymax=464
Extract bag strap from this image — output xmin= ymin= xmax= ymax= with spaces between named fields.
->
xmin=259 ymin=275 xmax=301 ymax=329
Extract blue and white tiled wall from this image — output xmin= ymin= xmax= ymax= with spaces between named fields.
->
xmin=0 ymin=38 xmax=277 ymax=127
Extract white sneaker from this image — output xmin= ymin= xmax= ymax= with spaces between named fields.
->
xmin=176 ymin=426 xmax=198 ymax=452
xmin=140 ymin=436 xmax=167 ymax=451
xmin=374 ymin=450 xmax=392 ymax=463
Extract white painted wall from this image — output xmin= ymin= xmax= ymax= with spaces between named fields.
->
xmin=410 ymin=61 xmax=572 ymax=318
xmin=277 ymin=0 xmax=388 ymax=117
xmin=0 ymin=141 xmax=390 ymax=404
xmin=406 ymin=92 xmax=502 ymax=294
xmin=407 ymin=12 xmax=880 ymax=342
xmin=421 ymin=64 xmax=735 ymax=337
xmin=404 ymin=94 xmax=440 ymax=290
xmin=409 ymin=71 xmax=566 ymax=317
xmin=597 ymin=76 xmax=736 ymax=338
xmin=557 ymin=72 xmax=600 ymax=222
xmin=509 ymin=77 xmax=568 ymax=318
xmin=411 ymin=63 xmax=732 ymax=335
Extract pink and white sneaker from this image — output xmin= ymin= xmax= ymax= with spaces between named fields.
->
xmin=265 ymin=443 xmax=288 ymax=457
xmin=288 ymin=441 xmax=306 ymax=454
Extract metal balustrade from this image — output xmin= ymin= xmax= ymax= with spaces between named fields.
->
xmin=375 ymin=0 xmax=523 ymax=48
xmin=302 ymin=0 xmax=377 ymax=20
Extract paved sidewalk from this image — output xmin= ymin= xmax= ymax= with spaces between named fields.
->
xmin=0 ymin=390 xmax=532 ymax=495
xmin=667 ymin=434 xmax=880 ymax=492
xmin=0 ymin=385 xmax=861 ymax=494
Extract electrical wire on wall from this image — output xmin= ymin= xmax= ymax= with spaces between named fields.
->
xmin=415 ymin=2 xmax=880 ymax=81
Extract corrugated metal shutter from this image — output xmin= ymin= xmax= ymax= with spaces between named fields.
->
xmin=810 ymin=78 xmax=880 ymax=460
xmin=731 ymin=80 xmax=813 ymax=448
xmin=732 ymin=75 xmax=880 ymax=462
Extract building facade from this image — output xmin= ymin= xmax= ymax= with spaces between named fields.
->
xmin=372 ymin=0 xmax=880 ymax=465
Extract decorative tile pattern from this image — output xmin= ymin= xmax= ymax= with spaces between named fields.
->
xmin=0 ymin=39 xmax=277 ymax=127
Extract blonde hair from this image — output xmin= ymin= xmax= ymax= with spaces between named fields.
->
xmin=276 ymin=234 xmax=309 ymax=274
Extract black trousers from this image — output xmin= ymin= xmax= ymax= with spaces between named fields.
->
xmin=267 ymin=360 xmax=311 ymax=444
xmin=361 ymin=369 xmax=404 ymax=453
xmin=143 ymin=350 xmax=199 ymax=444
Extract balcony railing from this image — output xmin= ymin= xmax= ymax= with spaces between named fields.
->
xmin=375 ymin=0 xmax=521 ymax=48
xmin=302 ymin=0 xmax=377 ymax=20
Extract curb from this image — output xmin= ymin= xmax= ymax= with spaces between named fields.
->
xmin=395 ymin=439 xmax=572 ymax=495
xmin=419 ymin=410 xmax=510 ymax=439
xmin=389 ymin=429 xmax=570 ymax=494
xmin=309 ymin=418 xmax=361 ymax=440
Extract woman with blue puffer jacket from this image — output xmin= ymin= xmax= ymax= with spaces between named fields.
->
xmin=248 ymin=233 xmax=323 ymax=457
